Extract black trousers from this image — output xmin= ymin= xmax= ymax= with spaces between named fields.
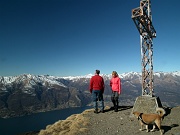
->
xmin=111 ymin=91 xmax=119 ymax=110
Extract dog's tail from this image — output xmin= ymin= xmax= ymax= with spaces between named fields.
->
xmin=156 ymin=107 xmax=166 ymax=117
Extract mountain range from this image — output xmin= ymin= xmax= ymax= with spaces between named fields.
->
xmin=0 ymin=71 xmax=179 ymax=118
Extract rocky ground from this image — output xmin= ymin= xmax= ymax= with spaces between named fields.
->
xmin=80 ymin=106 xmax=180 ymax=135
xmin=20 ymin=106 xmax=180 ymax=135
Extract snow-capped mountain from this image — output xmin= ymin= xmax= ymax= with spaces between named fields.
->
xmin=0 ymin=74 xmax=91 ymax=118
xmin=1 ymin=71 xmax=180 ymax=85
xmin=0 ymin=71 xmax=179 ymax=118
xmin=61 ymin=71 xmax=180 ymax=80
xmin=0 ymin=74 xmax=66 ymax=88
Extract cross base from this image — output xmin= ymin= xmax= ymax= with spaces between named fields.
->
xmin=130 ymin=96 xmax=162 ymax=118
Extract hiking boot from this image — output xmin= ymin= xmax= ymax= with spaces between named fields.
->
xmin=114 ymin=106 xmax=118 ymax=112
xmin=94 ymin=109 xmax=98 ymax=114
xmin=100 ymin=110 xmax=104 ymax=113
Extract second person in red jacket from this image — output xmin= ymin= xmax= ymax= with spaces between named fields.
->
xmin=110 ymin=71 xmax=121 ymax=112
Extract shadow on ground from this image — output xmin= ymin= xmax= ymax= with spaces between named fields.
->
xmin=162 ymin=124 xmax=179 ymax=134
xmin=105 ymin=106 xmax=133 ymax=112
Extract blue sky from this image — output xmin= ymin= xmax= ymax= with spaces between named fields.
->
xmin=0 ymin=0 xmax=180 ymax=77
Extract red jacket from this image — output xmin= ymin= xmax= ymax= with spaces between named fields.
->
xmin=110 ymin=77 xmax=121 ymax=94
xmin=89 ymin=75 xmax=104 ymax=93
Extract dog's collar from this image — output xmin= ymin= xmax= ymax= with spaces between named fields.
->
xmin=138 ymin=113 xmax=148 ymax=125
xmin=138 ymin=113 xmax=143 ymax=120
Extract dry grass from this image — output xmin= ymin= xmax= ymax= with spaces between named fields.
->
xmin=38 ymin=109 xmax=93 ymax=135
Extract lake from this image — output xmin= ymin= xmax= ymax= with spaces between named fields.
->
xmin=0 ymin=106 xmax=91 ymax=135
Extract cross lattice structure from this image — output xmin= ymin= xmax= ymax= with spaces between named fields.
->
xmin=131 ymin=0 xmax=156 ymax=97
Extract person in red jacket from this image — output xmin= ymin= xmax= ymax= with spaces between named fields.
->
xmin=110 ymin=71 xmax=121 ymax=112
xmin=89 ymin=70 xmax=105 ymax=113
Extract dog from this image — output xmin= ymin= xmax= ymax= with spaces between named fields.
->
xmin=133 ymin=107 xmax=165 ymax=135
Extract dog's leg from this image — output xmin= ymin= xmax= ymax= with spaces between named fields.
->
xmin=159 ymin=129 xmax=163 ymax=135
xmin=155 ymin=121 xmax=163 ymax=135
xmin=146 ymin=125 xmax=149 ymax=132
xmin=150 ymin=125 xmax=156 ymax=132
xmin=139 ymin=121 xmax=144 ymax=131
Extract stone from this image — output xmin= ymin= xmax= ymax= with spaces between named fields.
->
xmin=130 ymin=96 xmax=162 ymax=118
